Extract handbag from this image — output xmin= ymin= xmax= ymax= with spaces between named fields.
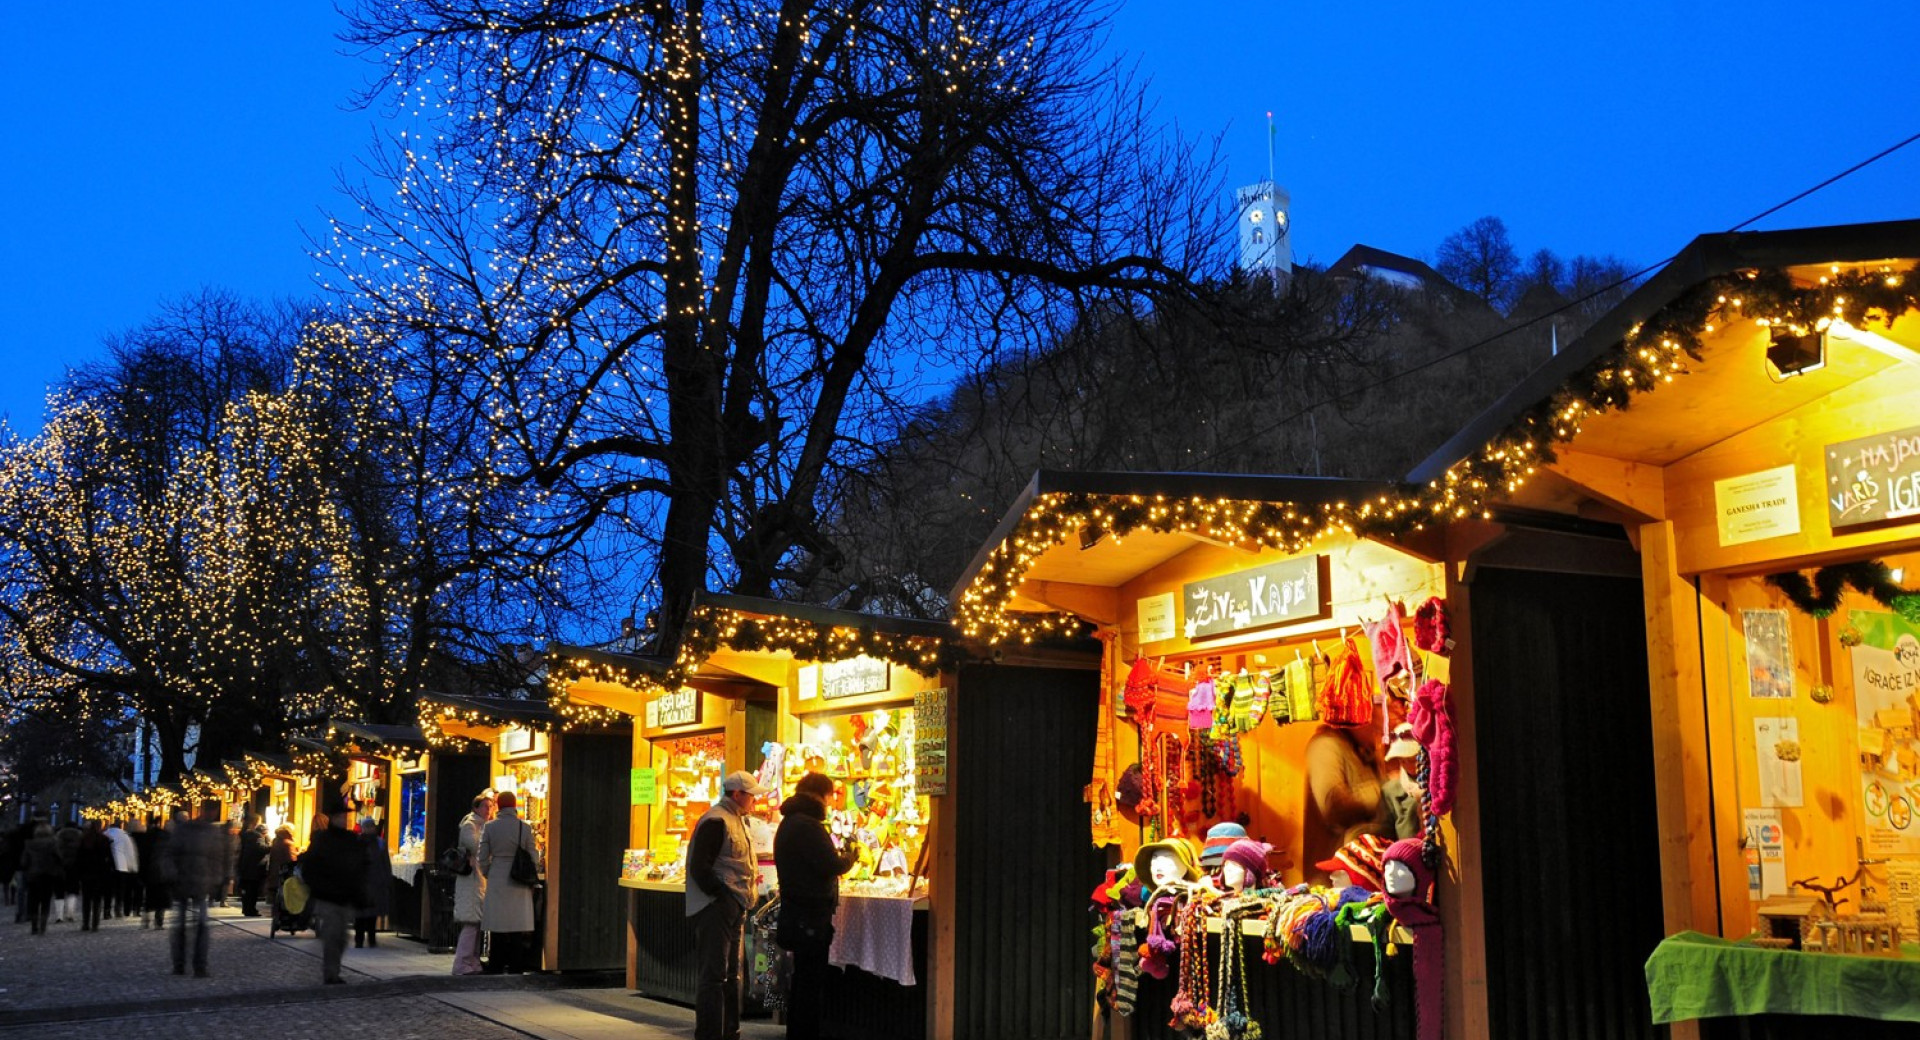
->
xmin=438 ymin=844 xmax=472 ymax=876
xmin=510 ymin=819 xmax=540 ymax=885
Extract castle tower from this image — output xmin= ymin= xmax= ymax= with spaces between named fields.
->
xmin=1235 ymin=180 xmax=1291 ymax=287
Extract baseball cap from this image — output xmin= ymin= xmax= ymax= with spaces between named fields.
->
xmin=721 ymin=770 xmax=771 ymax=796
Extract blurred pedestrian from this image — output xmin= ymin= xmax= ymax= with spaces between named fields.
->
xmin=236 ymin=819 xmax=269 ymax=916
xmin=53 ymin=820 xmax=81 ymax=923
xmin=267 ymin=825 xmax=297 ymax=906
xmin=137 ymin=815 xmax=171 ymax=929
xmin=22 ymin=822 xmax=60 ymax=934
xmin=450 ymin=792 xmax=493 ymax=975
xmin=76 ymin=820 xmax=115 ymax=931
xmin=106 ymin=818 xmax=140 ymax=917
xmin=166 ymin=807 xmax=224 ymax=977
xmin=355 ymin=816 xmax=391 ymax=948
xmin=300 ymin=800 xmax=368 ymax=985
xmin=479 ymin=791 xmax=542 ymax=974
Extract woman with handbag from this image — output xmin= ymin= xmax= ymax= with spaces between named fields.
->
xmin=477 ymin=790 xmax=542 ymax=974
xmin=450 ymin=792 xmax=493 ymax=975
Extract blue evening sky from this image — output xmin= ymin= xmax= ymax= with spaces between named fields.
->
xmin=2 ymin=2 xmax=1916 ymax=435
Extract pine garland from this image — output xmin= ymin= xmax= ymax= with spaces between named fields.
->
xmin=1765 ymin=561 xmax=1920 ymax=623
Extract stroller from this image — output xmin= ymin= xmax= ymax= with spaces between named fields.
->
xmin=269 ymin=865 xmax=313 ymax=938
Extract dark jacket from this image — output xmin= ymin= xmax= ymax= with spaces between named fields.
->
xmin=76 ymin=827 xmax=115 ymax=882
xmin=773 ymin=794 xmax=858 ymax=915
xmin=0 ymin=826 xmax=27 ymax=883
xmin=23 ymin=833 xmax=62 ymax=883
xmin=53 ymin=826 xmax=81 ymax=880
xmin=236 ymin=826 xmax=269 ymax=883
xmin=360 ymin=832 xmax=392 ymax=916
xmin=165 ymin=819 xmax=227 ymax=897
xmin=299 ymin=826 xmax=368 ymax=907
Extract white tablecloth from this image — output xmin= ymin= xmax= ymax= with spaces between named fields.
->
xmin=829 ymin=894 xmax=917 ymax=986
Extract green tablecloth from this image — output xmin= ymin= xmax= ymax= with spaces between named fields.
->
xmin=1646 ymin=931 xmax=1920 ymax=1024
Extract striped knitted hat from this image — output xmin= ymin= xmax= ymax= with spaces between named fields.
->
xmin=1313 ymin=833 xmax=1390 ymax=892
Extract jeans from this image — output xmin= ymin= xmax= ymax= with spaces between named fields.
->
xmin=693 ymin=899 xmax=746 ymax=1040
xmin=312 ymin=898 xmax=352 ymax=983
xmin=171 ymin=894 xmax=210 ymax=973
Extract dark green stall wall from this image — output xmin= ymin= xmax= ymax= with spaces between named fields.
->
xmin=1471 ymin=566 xmax=1667 ymax=1040
xmin=953 ymin=662 xmax=1107 ymax=1040
xmin=557 ymin=731 xmax=633 ymax=971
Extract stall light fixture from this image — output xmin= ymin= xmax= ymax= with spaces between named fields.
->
xmin=1827 ymin=319 xmax=1920 ymax=368
xmin=1766 ymin=327 xmax=1827 ymax=378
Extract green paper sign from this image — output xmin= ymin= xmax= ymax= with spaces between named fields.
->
xmin=631 ymin=768 xmax=658 ymax=806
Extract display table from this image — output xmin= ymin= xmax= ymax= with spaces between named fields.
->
xmin=830 ymin=893 xmax=925 ymax=986
xmin=1646 ymin=931 xmax=1920 ymax=1025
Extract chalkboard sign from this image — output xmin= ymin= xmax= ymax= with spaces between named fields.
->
xmin=650 ymin=689 xmax=701 ymax=728
xmin=820 ymin=657 xmax=890 ymax=700
xmin=1828 ymin=425 xmax=1920 ymax=530
xmin=1183 ymin=555 xmax=1328 ymax=640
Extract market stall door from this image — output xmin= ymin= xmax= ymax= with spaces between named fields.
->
xmin=954 ymin=662 xmax=1107 ymax=1040
xmin=557 ymin=732 xmax=631 ymax=971
xmin=1472 ymin=566 xmax=1666 ymax=1040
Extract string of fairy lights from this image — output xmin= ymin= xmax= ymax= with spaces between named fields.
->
xmin=955 ymin=263 xmax=1920 ymax=643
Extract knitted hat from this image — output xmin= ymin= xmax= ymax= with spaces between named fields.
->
xmin=1133 ymin=839 xmax=1201 ymax=887
xmin=1413 ymin=596 xmax=1450 ymax=655
xmin=1313 ymin=833 xmax=1391 ymax=892
xmin=1221 ymin=839 xmax=1271 ymax=878
xmin=1199 ymin=821 xmax=1248 ymax=869
xmin=1382 ymin=838 xmax=1435 ymax=908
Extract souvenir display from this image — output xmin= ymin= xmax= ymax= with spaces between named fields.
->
xmin=782 ymin=707 xmax=929 ymax=896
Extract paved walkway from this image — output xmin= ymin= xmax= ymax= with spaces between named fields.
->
xmin=0 ymin=900 xmax=783 ymax=1039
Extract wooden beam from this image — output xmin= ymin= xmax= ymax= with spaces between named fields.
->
xmin=1545 ymin=449 xmax=1667 ymax=522
xmin=1640 ymin=521 xmax=1721 ymax=940
xmin=928 ymin=670 xmax=959 ymax=1040
xmin=1439 ymin=559 xmax=1491 ymax=1040
xmin=1018 ymin=580 xmax=1122 ymax=626
xmin=701 ymin=649 xmax=794 ymax=687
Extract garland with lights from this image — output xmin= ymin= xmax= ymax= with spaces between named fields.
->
xmin=956 ymin=264 xmax=1920 ymax=643
xmin=547 ymin=605 xmax=955 ymax=718
xmin=1766 ymin=561 xmax=1920 ymax=624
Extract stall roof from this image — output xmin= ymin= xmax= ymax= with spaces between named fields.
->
xmin=696 ymin=590 xmax=950 ymax=640
xmin=1410 ymin=219 xmax=1920 ymax=484
xmin=420 ymin=692 xmax=562 ymax=725
xmin=244 ymin=751 xmax=295 ymax=774
xmin=328 ymin=720 xmax=429 ymax=753
xmin=949 ymin=469 xmax=1402 ymax=608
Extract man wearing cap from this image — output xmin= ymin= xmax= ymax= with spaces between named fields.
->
xmin=687 ymin=770 xmax=769 ymax=1040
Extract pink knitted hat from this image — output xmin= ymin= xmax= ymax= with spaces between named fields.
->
xmin=1221 ymin=839 xmax=1271 ymax=878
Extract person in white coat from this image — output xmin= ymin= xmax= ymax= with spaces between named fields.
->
xmin=104 ymin=820 xmax=139 ymax=918
xmin=450 ymin=791 xmax=493 ymax=975
xmin=478 ymin=790 xmax=542 ymax=973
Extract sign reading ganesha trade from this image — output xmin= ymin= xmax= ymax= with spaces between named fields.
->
xmin=1183 ymin=555 xmax=1329 ymax=640
xmin=1827 ymin=424 xmax=1920 ymax=530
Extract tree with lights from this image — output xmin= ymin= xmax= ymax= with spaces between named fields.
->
xmin=333 ymin=0 xmax=1221 ymax=646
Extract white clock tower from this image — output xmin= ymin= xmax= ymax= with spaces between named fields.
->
xmin=1235 ymin=180 xmax=1291 ymax=287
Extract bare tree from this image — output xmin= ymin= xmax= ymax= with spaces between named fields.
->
xmin=1435 ymin=216 xmax=1521 ymax=312
xmin=331 ymin=0 xmax=1222 ymax=645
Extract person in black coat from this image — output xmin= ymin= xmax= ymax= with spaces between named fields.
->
xmin=300 ymin=804 xmax=368 ymax=985
xmin=235 ymin=821 xmax=269 ymax=916
xmin=773 ymin=772 xmax=861 ymax=1040
xmin=75 ymin=821 xmax=116 ymax=931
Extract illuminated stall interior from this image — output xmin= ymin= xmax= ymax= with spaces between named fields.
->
xmin=328 ymin=721 xmax=432 ymax=864
xmin=1404 ymin=220 xmax=1920 ymax=1033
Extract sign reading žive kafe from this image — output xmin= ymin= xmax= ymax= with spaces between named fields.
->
xmin=819 ymin=656 xmax=890 ymax=700
xmin=648 ymin=688 xmax=700 ymax=728
xmin=1826 ymin=424 xmax=1920 ymax=531
xmin=1183 ymin=555 xmax=1328 ymax=640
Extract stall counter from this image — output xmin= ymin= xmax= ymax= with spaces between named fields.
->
xmin=1647 ymin=931 xmax=1920 ymax=1025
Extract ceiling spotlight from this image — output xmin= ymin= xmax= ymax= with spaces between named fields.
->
xmin=1766 ymin=327 xmax=1827 ymax=378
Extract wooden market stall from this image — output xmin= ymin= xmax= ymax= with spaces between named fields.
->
xmin=552 ymin=591 xmax=950 ymax=1040
xmin=327 ymin=721 xmax=434 ymax=940
xmin=949 ymin=469 xmax=1457 ymax=1040
xmin=415 ymin=691 xmax=632 ymax=972
xmin=1409 ymin=219 xmax=1920 ymax=1039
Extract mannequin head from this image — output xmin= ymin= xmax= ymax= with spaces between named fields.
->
xmin=1149 ymin=850 xmax=1185 ymax=887
xmin=1383 ymin=859 xmax=1417 ymax=898
xmin=1222 ymin=861 xmax=1250 ymax=891
xmin=1220 ymin=839 xmax=1270 ymax=891
xmin=1132 ymin=839 xmax=1200 ymax=890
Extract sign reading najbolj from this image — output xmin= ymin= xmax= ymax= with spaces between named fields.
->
xmin=1826 ymin=424 xmax=1920 ymax=531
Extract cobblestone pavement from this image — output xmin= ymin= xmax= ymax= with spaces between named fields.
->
xmin=0 ymin=994 xmax=533 ymax=1040
xmin=0 ymin=905 xmax=353 ymax=1011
